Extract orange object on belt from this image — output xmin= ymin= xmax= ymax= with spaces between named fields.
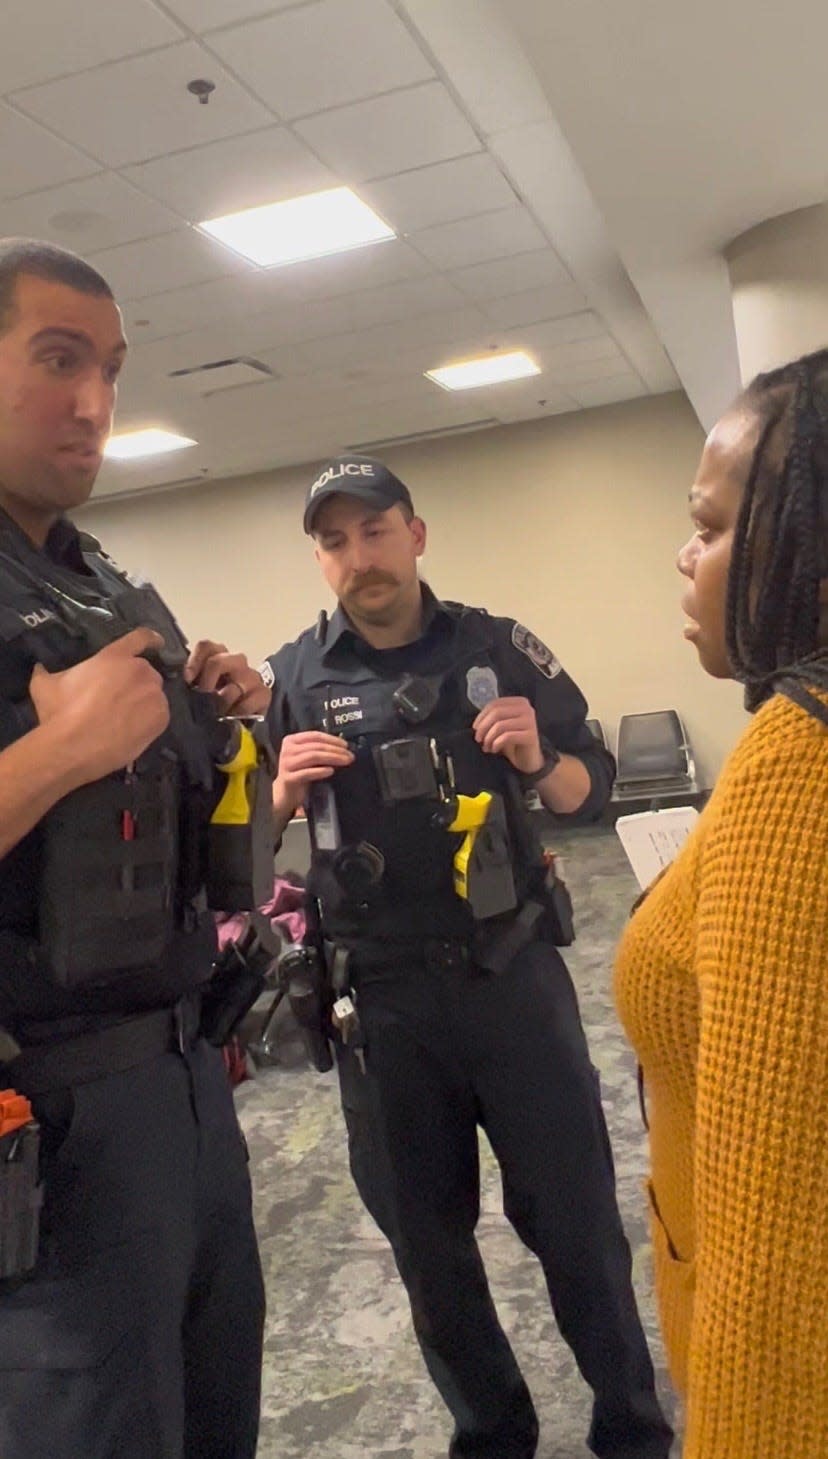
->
xmin=0 ymin=1090 xmax=33 ymax=1139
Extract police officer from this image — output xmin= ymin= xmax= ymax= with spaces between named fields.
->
xmin=0 ymin=240 xmax=267 ymax=1458
xmin=264 ymin=456 xmax=673 ymax=1459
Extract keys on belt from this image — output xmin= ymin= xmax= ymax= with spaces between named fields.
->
xmin=331 ymin=995 xmax=366 ymax=1074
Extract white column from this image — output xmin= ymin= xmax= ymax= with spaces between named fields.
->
xmin=725 ymin=202 xmax=828 ymax=382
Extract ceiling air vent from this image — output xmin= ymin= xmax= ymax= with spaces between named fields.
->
xmin=348 ymin=419 xmax=499 ymax=452
xmin=168 ymin=357 xmax=277 ymax=397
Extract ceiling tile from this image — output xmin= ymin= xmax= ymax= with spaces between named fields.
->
xmin=495 ymin=310 xmax=609 ymax=349
xmin=294 ymin=81 xmax=481 ymax=182
xmin=547 ymin=335 xmax=627 ymax=367
xmin=123 ymin=127 xmax=334 ymax=222
xmin=0 ymin=0 xmax=183 ymax=94
xmin=193 ymin=367 xmax=439 ymax=437
xmin=0 ymin=103 xmax=97 ymax=201
xmin=299 ymin=305 xmax=490 ymax=369
xmin=120 ymin=257 xmax=458 ymax=350
xmin=0 ymin=172 xmax=182 ymax=252
xmin=449 ymin=247 xmax=584 ymax=305
xmin=362 ymin=154 xmax=517 ymax=234
xmin=477 ymin=379 xmax=575 ymax=423
xmin=548 ymin=354 xmax=634 ymax=386
xmin=12 ymin=42 xmax=274 ymax=170
xmin=163 ymin=0 xmax=299 ymax=29
xmin=253 ymin=239 xmax=429 ymax=305
xmin=500 ymin=322 xmax=625 ymax=365
xmin=569 ymin=374 xmax=647 ymax=409
xmin=209 ymin=0 xmax=434 ymax=120
xmin=121 ymin=270 xmax=268 ymax=341
xmin=409 ymin=206 xmax=546 ymax=271
xmin=291 ymin=276 xmax=469 ymax=345
xmin=87 ymin=228 xmax=249 ymax=302
xmin=482 ymin=289 xmax=607 ymax=331
xmin=265 ymin=276 xmax=472 ymax=349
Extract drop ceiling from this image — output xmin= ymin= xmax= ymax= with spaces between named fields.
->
xmin=8 ymin=0 xmax=795 ymax=499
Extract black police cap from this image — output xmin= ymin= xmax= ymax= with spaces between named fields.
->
xmin=303 ymin=454 xmax=414 ymax=534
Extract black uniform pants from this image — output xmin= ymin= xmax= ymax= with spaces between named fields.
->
xmin=0 ymin=1038 xmax=265 ymax=1459
xmin=336 ymin=940 xmax=672 ymax=1459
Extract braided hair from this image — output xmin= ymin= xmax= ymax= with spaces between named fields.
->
xmin=725 ymin=347 xmax=828 ymax=714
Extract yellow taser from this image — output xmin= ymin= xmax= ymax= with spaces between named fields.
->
xmin=211 ymin=724 xmax=259 ymax=826
xmin=448 ymin=792 xmax=492 ymax=902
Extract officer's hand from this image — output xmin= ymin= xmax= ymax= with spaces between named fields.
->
xmin=29 ymin=628 xmax=171 ymax=781
xmin=273 ymin=731 xmax=355 ymax=818
xmin=184 ymin=640 xmax=271 ymax=715
xmin=472 ymin=696 xmax=544 ymax=775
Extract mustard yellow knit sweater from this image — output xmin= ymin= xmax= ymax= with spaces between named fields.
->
xmin=615 ymin=689 xmax=828 ymax=1459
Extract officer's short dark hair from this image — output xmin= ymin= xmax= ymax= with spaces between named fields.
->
xmin=0 ymin=238 xmax=114 ymax=336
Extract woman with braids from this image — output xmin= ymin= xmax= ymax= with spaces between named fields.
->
xmin=615 ymin=347 xmax=828 ymax=1458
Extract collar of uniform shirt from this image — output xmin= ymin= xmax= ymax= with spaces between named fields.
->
xmin=0 ymin=502 xmax=86 ymax=570
xmin=321 ymin=581 xmax=452 ymax=662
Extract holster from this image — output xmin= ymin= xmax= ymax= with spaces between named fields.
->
xmin=0 ymin=1120 xmax=42 ymax=1287
xmin=205 ymin=720 xmax=276 ymax=914
xmin=199 ymin=913 xmax=281 ymax=1047
xmin=277 ymin=941 xmax=334 ymax=1072
xmin=472 ymin=870 xmax=574 ymax=975
xmin=541 ymin=870 xmax=575 ymax=947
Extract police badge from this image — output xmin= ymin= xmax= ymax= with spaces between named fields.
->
xmin=466 ymin=665 xmax=500 ymax=710
xmin=511 ymin=624 xmax=561 ymax=680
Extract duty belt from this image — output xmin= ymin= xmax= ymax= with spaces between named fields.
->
xmin=0 ymin=995 xmax=203 ymax=1098
xmin=344 ymin=900 xmax=546 ymax=981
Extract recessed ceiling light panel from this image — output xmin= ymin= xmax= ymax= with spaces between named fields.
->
xmin=199 ymin=187 xmax=395 ymax=267
xmin=105 ymin=428 xmax=197 ymax=461
xmin=426 ymin=350 xmax=541 ymax=391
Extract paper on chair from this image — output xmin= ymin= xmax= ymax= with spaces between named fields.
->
xmin=615 ymin=806 xmax=699 ymax=890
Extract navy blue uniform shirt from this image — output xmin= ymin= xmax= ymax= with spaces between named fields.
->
xmin=264 ymin=585 xmax=615 ymax=823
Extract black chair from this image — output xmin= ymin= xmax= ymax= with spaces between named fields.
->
xmin=613 ymin=710 xmax=697 ymax=800
xmin=585 ymin=717 xmax=607 ymax=748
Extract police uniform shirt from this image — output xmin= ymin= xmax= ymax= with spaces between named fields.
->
xmin=263 ymin=585 xmax=614 ymax=939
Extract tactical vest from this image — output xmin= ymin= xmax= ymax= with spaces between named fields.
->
xmin=0 ymin=521 xmax=218 ymax=1025
xmin=295 ymin=608 xmax=548 ymax=942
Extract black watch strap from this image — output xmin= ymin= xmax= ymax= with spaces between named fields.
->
xmin=520 ymin=744 xmax=561 ymax=786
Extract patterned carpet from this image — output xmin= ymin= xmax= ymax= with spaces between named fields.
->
xmin=235 ymin=825 xmax=680 ymax=1458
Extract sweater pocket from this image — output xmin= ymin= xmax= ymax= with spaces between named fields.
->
xmin=646 ymin=1179 xmax=695 ymax=1397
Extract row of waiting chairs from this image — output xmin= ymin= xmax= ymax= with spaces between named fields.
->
xmin=586 ymin=710 xmax=698 ymax=801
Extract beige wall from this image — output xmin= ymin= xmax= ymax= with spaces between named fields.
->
xmin=81 ymin=391 xmax=748 ymax=786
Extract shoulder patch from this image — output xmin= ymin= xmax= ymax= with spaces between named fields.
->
xmin=258 ymin=659 xmax=275 ymax=690
xmin=511 ymin=623 xmax=561 ymax=680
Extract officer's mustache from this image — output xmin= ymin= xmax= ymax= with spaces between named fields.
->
xmin=346 ymin=571 xmax=398 ymax=593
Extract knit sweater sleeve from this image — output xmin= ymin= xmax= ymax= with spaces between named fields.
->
xmin=685 ymin=712 xmax=828 ymax=1458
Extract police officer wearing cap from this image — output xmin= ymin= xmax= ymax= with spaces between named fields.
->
xmin=0 ymin=240 xmax=267 ymax=1458
xmin=263 ymin=455 xmax=672 ymax=1459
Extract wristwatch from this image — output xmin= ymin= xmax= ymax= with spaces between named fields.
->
xmin=519 ymin=741 xmax=561 ymax=786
